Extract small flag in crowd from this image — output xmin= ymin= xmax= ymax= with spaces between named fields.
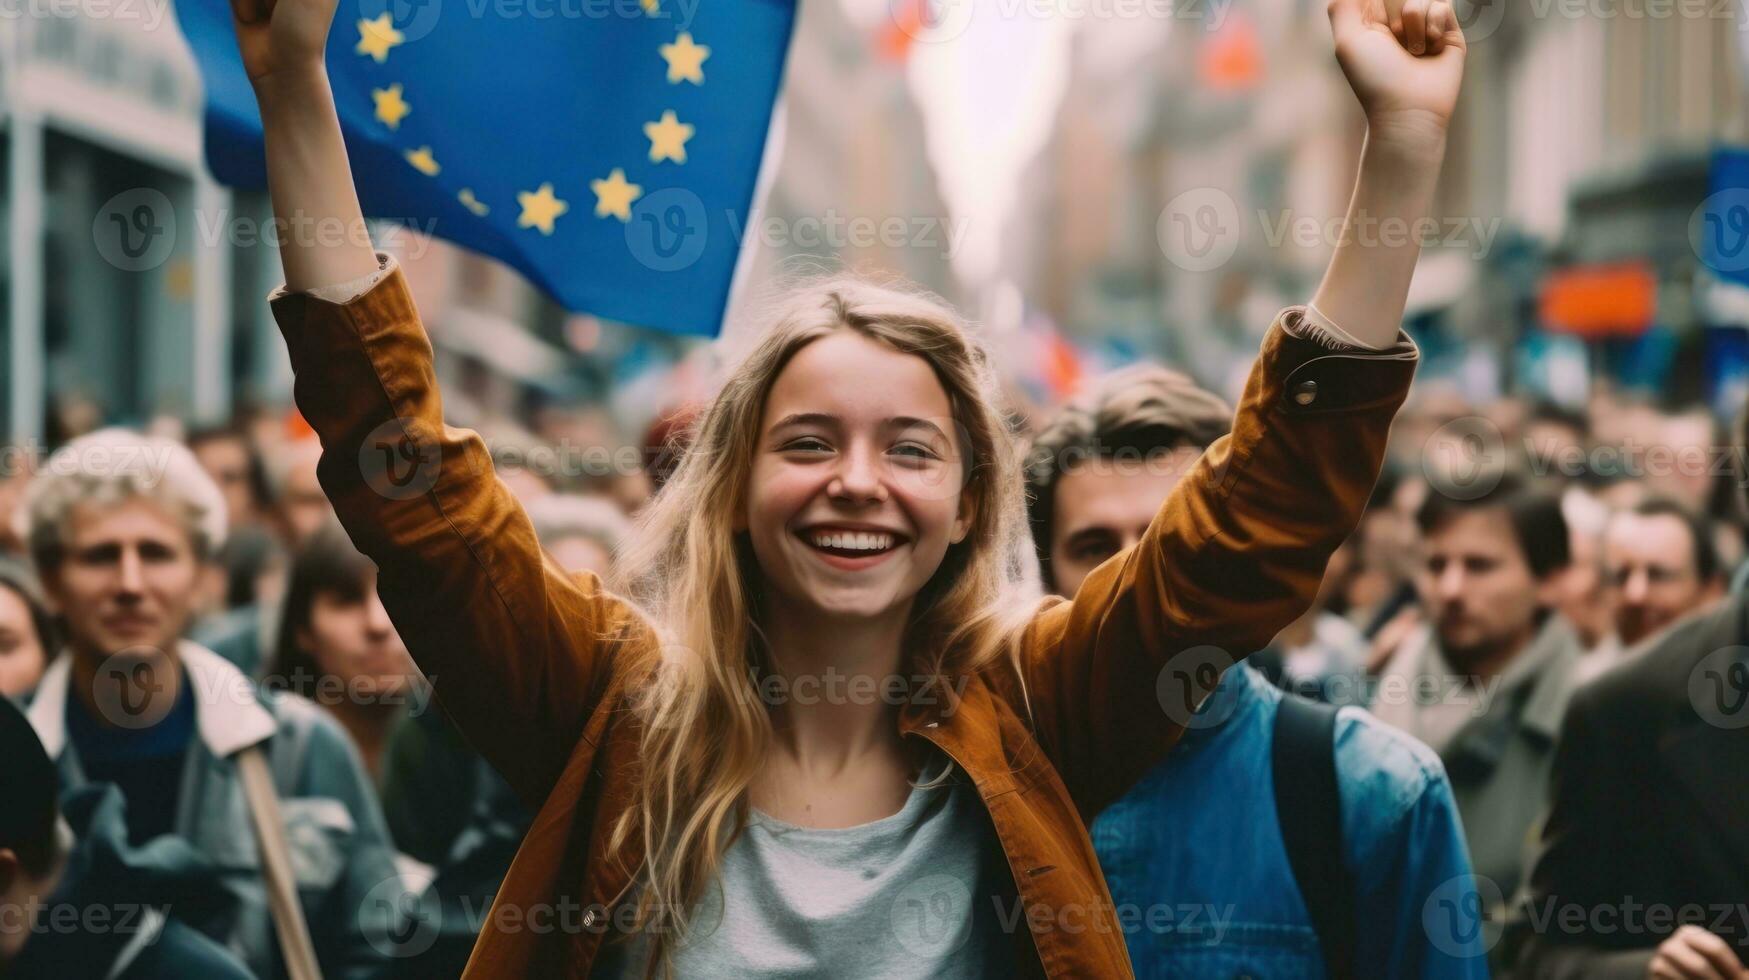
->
xmin=176 ymin=0 xmax=797 ymax=336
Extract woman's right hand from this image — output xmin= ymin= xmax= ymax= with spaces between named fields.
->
xmin=230 ymin=0 xmax=339 ymax=88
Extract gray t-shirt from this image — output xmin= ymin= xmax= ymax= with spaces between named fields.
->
xmin=596 ymin=759 xmax=1016 ymax=978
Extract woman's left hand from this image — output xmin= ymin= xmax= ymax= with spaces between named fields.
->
xmin=1329 ymin=0 xmax=1467 ymax=146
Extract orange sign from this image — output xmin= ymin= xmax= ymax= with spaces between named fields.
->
xmin=1539 ymin=261 xmax=1657 ymax=337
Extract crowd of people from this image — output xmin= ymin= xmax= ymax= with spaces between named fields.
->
xmin=1 ymin=0 xmax=1745 ymax=977
xmin=1 ymin=305 xmax=1745 ymax=980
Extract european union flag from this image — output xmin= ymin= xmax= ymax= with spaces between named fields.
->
xmin=176 ymin=0 xmax=796 ymax=336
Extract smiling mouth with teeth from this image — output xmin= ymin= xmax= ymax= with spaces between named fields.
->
xmin=805 ymin=530 xmax=900 ymax=557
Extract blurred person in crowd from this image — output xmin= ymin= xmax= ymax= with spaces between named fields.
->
xmin=268 ymin=520 xmax=424 ymax=779
xmin=1520 ymin=401 xmax=1588 ymax=486
xmin=186 ymin=424 xmax=273 ymax=536
xmin=1604 ymin=498 xmax=1724 ymax=648
xmin=1373 ymin=474 xmax=1582 ymax=940
xmin=0 ymin=697 xmax=253 ymax=980
xmin=15 ymin=427 xmax=404 ymax=980
xmin=1555 ymin=486 xmax=1615 ymax=654
xmin=1027 ymin=366 xmax=1485 ymax=978
xmin=1649 ymin=405 xmax=1721 ymax=516
xmin=526 ymin=493 xmax=633 ymax=576
xmin=0 ymin=457 xmax=39 ymax=561
xmin=641 ymin=404 xmax=701 ymax=498
xmin=1514 ymin=427 xmax=1749 ymax=979
xmin=265 ymin=437 xmax=333 ymax=548
xmin=0 ymin=563 xmax=58 ymax=700
xmin=188 ymin=523 xmax=290 ymax=678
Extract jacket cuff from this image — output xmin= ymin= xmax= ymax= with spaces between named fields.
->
xmin=267 ymin=253 xmax=398 ymax=306
xmin=1263 ymin=307 xmax=1418 ymax=415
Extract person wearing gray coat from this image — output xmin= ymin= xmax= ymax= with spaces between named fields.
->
xmin=16 ymin=428 xmax=407 ymax=980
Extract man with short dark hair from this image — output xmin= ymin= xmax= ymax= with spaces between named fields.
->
xmin=1373 ymin=473 xmax=1583 ymax=937
xmin=1602 ymin=497 xmax=1723 ymax=650
xmin=1028 ymin=364 xmax=1486 ymax=979
xmin=0 ymin=696 xmax=252 ymax=980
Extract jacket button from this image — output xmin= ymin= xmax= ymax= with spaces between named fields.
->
xmin=1292 ymin=380 xmax=1317 ymax=406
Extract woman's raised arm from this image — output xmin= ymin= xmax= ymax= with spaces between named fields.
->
xmin=233 ymin=0 xmax=642 ymax=804
xmin=1011 ymin=0 xmax=1463 ymax=820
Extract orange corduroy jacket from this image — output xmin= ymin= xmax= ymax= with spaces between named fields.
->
xmin=269 ymin=264 xmax=1417 ymax=978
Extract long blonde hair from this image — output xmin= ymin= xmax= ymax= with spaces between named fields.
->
xmin=607 ymin=272 xmax=1037 ymax=973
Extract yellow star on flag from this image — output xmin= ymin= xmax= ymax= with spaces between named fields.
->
xmin=458 ymin=188 xmax=490 ymax=216
xmin=639 ymin=0 xmax=657 ymax=11
xmin=373 ymin=83 xmax=411 ymax=129
xmin=590 ymin=169 xmax=642 ymax=221
xmin=517 ymin=182 xmax=569 ymax=234
xmin=644 ymin=110 xmax=694 ymax=164
xmin=404 ymin=146 xmax=440 ymax=175
xmin=660 ymin=33 xmax=709 ymax=85
xmin=355 ymin=13 xmax=404 ymax=63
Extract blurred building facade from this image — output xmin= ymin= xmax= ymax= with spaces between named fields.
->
xmin=1009 ymin=0 xmax=1748 ymax=409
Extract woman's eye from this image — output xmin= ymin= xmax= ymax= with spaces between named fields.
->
xmin=891 ymin=442 xmax=939 ymax=460
xmin=782 ymin=437 xmax=831 ymax=454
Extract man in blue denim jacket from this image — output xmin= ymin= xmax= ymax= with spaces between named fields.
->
xmin=1026 ymin=365 xmax=1489 ymax=978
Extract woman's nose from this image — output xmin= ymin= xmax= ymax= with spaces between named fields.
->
xmin=828 ymin=447 xmax=887 ymax=504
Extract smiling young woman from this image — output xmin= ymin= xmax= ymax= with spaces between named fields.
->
xmin=233 ymin=0 xmax=1465 ymax=973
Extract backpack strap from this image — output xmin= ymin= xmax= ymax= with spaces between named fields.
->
xmin=1273 ymin=692 xmax=1357 ymax=979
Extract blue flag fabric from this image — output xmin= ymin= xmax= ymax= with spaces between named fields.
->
xmin=1704 ymin=147 xmax=1749 ymax=290
xmin=176 ymin=0 xmax=796 ymax=336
